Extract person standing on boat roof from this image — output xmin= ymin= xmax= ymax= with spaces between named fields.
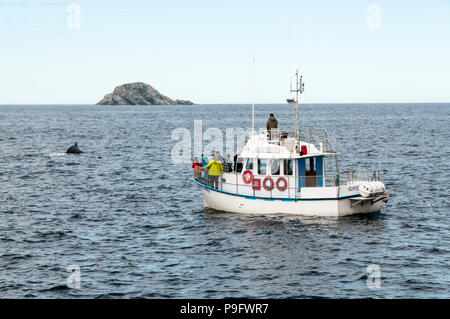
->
xmin=266 ymin=113 xmax=278 ymax=139
xmin=203 ymin=152 xmax=223 ymax=189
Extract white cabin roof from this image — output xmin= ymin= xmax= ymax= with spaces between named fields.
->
xmin=240 ymin=133 xmax=324 ymax=159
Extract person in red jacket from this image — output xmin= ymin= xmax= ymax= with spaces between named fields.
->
xmin=191 ymin=157 xmax=202 ymax=179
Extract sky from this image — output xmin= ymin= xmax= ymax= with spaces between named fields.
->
xmin=0 ymin=0 xmax=449 ymax=104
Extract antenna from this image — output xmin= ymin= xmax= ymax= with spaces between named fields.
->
xmin=252 ymin=56 xmax=255 ymax=135
xmin=289 ymin=19 xmax=292 ymax=92
xmin=286 ymin=69 xmax=305 ymax=140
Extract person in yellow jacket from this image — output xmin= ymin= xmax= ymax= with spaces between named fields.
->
xmin=203 ymin=152 xmax=223 ymax=189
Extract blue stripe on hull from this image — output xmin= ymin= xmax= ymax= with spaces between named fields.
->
xmin=194 ymin=179 xmax=359 ymax=201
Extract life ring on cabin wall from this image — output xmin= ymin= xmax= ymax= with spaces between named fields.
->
xmin=242 ymin=169 xmax=253 ymax=184
xmin=263 ymin=176 xmax=274 ymax=191
xmin=276 ymin=177 xmax=288 ymax=191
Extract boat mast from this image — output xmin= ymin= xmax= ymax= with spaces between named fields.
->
xmin=252 ymin=57 xmax=255 ymax=136
xmin=288 ymin=69 xmax=305 ymax=140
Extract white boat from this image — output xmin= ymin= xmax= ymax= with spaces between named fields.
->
xmin=193 ymin=71 xmax=388 ymax=217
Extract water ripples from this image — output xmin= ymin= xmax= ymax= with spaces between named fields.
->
xmin=0 ymin=104 xmax=449 ymax=298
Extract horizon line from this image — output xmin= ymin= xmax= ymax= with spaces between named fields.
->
xmin=0 ymin=102 xmax=449 ymax=106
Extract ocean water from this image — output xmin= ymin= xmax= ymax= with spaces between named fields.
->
xmin=0 ymin=103 xmax=449 ymax=298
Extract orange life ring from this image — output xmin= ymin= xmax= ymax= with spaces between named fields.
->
xmin=242 ymin=169 xmax=253 ymax=184
xmin=263 ymin=176 xmax=274 ymax=191
xmin=276 ymin=177 xmax=288 ymax=191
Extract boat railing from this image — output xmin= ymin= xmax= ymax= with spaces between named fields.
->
xmin=337 ymin=170 xmax=380 ymax=185
xmin=266 ymin=127 xmax=336 ymax=154
xmin=194 ymin=167 xmax=381 ymax=198
xmin=194 ymin=167 xmax=236 ymax=190
xmin=299 ymin=126 xmax=336 ymax=154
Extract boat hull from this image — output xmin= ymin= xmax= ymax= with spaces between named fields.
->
xmin=201 ymin=186 xmax=384 ymax=217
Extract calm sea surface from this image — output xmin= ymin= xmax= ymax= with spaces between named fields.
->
xmin=0 ymin=103 xmax=449 ymax=298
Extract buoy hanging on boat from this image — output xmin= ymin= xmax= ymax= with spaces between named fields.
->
xmin=359 ymin=182 xmax=386 ymax=198
xmin=276 ymin=177 xmax=288 ymax=191
xmin=263 ymin=176 xmax=274 ymax=191
xmin=242 ymin=170 xmax=253 ymax=184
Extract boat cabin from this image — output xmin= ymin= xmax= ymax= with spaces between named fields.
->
xmin=195 ymin=128 xmax=339 ymax=200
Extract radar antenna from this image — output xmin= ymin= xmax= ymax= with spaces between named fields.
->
xmin=286 ymin=69 xmax=305 ymax=140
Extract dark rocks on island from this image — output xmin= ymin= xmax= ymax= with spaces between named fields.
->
xmin=96 ymin=82 xmax=195 ymax=105
xmin=175 ymin=99 xmax=195 ymax=105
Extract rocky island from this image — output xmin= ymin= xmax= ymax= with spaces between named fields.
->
xmin=96 ymin=82 xmax=194 ymax=105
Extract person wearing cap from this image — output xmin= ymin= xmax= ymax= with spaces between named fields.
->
xmin=266 ymin=113 xmax=278 ymax=140
xmin=266 ymin=113 xmax=278 ymax=132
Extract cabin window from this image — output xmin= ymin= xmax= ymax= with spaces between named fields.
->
xmin=305 ymin=158 xmax=310 ymax=172
xmin=304 ymin=157 xmax=316 ymax=173
xmin=283 ymin=159 xmax=293 ymax=175
xmin=271 ymin=160 xmax=280 ymax=175
xmin=245 ymin=158 xmax=253 ymax=171
xmin=258 ymin=159 xmax=267 ymax=175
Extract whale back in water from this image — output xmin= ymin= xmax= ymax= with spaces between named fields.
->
xmin=66 ymin=143 xmax=83 ymax=154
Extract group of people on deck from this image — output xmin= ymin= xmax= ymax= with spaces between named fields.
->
xmin=191 ymin=113 xmax=278 ymax=189
xmin=191 ymin=152 xmax=230 ymax=189
xmin=192 ymin=151 xmax=246 ymax=189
